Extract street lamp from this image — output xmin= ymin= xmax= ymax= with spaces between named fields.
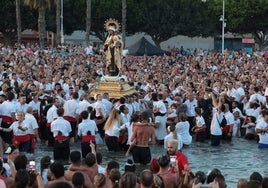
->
xmin=202 ymin=0 xmax=226 ymax=54
xmin=60 ymin=0 xmax=64 ymax=44
xmin=221 ymin=0 xmax=225 ymax=54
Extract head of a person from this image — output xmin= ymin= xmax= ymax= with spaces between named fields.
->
xmin=72 ymin=92 xmax=79 ymax=100
xmin=249 ymin=171 xmax=263 ymax=183
xmin=194 ymin=171 xmax=207 ymax=184
xmin=195 ymin=107 xmax=202 ymax=116
xmin=106 ymin=160 xmax=120 ymax=175
xmin=14 ymin=154 xmax=28 ymax=171
xmin=15 ymin=111 xmax=25 ymax=122
xmin=119 ymin=105 xmax=129 ymax=115
xmin=109 ymin=168 xmax=121 ymax=186
xmin=15 ymin=169 xmax=29 ymax=188
xmin=157 ymin=154 xmax=170 ymax=169
xmin=40 ymin=155 xmax=51 ymax=172
xmin=167 ymin=139 xmax=178 ymax=156
xmin=207 ymin=168 xmax=222 ymax=184
xmin=140 ymin=111 xmax=149 ymax=122
xmin=119 ymin=172 xmax=137 ymax=188
xmin=70 ymin=151 xmax=82 ymax=164
xmin=85 ymin=153 xmax=96 ymax=167
xmin=140 ymin=169 xmax=154 ymax=187
xmin=72 ymin=172 xmax=85 ymax=188
xmin=80 ymin=110 xmax=89 ymax=120
xmin=214 ymin=174 xmax=226 ymax=188
xmin=56 ymin=107 xmax=64 ymax=117
xmin=124 ymin=159 xmax=136 ymax=173
xmin=130 ymin=114 xmax=140 ymax=123
xmin=49 ymin=162 xmax=65 ymax=180
xmin=94 ymin=173 xmax=106 ymax=188
xmin=237 ymin=178 xmax=247 ymax=188
xmin=179 ymin=112 xmax=187 ymax=122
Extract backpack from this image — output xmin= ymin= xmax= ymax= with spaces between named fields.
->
xmin=220 ymin=116 xmax=227 ymax=128
xmin=216 ymin=115 xmax=227 ymax=128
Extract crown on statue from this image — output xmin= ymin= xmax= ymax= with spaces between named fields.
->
xmin=104 ymin=18 xmax=121 ymax=32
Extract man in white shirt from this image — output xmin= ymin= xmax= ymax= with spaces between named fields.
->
xmin=63 ymin=92 xmax=80 ymax=143
xmin=78 ymin=110 xmax=98 ymax=158
xmin=256 ymin=110 xmax=268 ymax=149
xmin=51 ymin=107 xmax=71 ymax=160
xmin=184 ymin=92 xmax=198 ymax=132
xmin=25 ymin=106 xmax=41 ymax=153
xmin=46 ymin=98 xmax=61 ymax=146
xmin=222 ymin=103 xmax=235 ymax=143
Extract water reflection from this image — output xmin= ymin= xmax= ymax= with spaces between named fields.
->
xmin=31 ymin=137 xmax=266 ymax=187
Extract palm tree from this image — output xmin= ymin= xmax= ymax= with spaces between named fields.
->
xmin=121 ymin=0 xmax=126 ymax=48
xmin=23 ymin=0 xmax=52 ymax=49
xmin=85 ymin=0 xmax=91 ymax=46
xmin=16 ymin=0 xmax=22 ymax=45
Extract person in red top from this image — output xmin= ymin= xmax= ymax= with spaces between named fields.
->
xmin=167 ymin=139 xmax=189 ymax=175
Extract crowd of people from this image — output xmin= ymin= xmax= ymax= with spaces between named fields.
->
xmin=0 ymin=41 xmax=268 ymax=187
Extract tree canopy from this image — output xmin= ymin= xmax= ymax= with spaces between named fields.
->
xmin=0 ymin=0 xmax=268 ymax=45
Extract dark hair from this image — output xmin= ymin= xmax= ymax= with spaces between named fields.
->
xmin=152 ymin=93 xmax=158 ymax=101
xmin=49 ymin=162 xmax=65 ymax=179
xmin=109 ymin=168 xmax=121 ymax=188
xmin=14 ymin=154 xmax=28 ymax=171
xmin=70 ymin=151 xmax=82 ymax=163
xmin=40 ymin=156 xmax=51 ymax=177
xmin=124 ymin=159 xmax=136 ymax=173
xmin=195 ymin=171 xmax=207 ymax=184
xmin=157 ymin=155 xmax=170 ymax=168
xmin=140 ymin=169 xmax=154 ymax=187
xmin=56 ymin=107 xmax=64 ymax=116
xmin=130 ymin=114 xmax=139 ymax=123
xmin=80 ymin=110 xmax=89 ymax=119
xmin=72 ymin=172 xmax=85 ymax=188
xmin=119 ymin=105 xmax=127 ymax=113
xmin=15 ymin=169 xmax=29 ymax=188
xmin=140 ymin=111 xmax=149 ymax=121
xmin=85 ymin=153 xmax=96 ymax=167
xmin=107 ymin=160 xmax=120 ymax=174
xmin=119 ymin=97 xmax=126 ymax=104
xmin=119 ymin=172 xmax=137 ymax=188
xmin=249 ymin=171 xmax=263 ymax=183
xmin=72 ymin=92 xmax=79 ymax=99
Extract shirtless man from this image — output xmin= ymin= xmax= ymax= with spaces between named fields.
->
xmin=131 ymin=111 xmax=156 ymax=165
xmin=64 ymin=150 xmax=94 ymax=188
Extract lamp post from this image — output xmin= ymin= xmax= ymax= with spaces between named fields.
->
xmin=60 ymin=0 xmax=64 ymax=44
xmin=221 ymin=0 xmax=225 ymax=54
xmin=202 ymin=0 xmax=225 ymax=54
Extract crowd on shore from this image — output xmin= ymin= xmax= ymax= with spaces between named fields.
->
xmin=0 ymin=42 xmax=268 ymax=187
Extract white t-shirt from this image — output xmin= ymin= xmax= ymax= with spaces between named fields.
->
xmin=77 ymin=119 xmax=98 ymax=137
xmin=210 ymin=108 xmax=223 ymax=136
xmin=256 ymin=119 xmax=268 ymax=144
xmin=195 ymin=116 xmax=205 ymax=128
xmin=175 ymin=121 xmax=192 ymax=145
